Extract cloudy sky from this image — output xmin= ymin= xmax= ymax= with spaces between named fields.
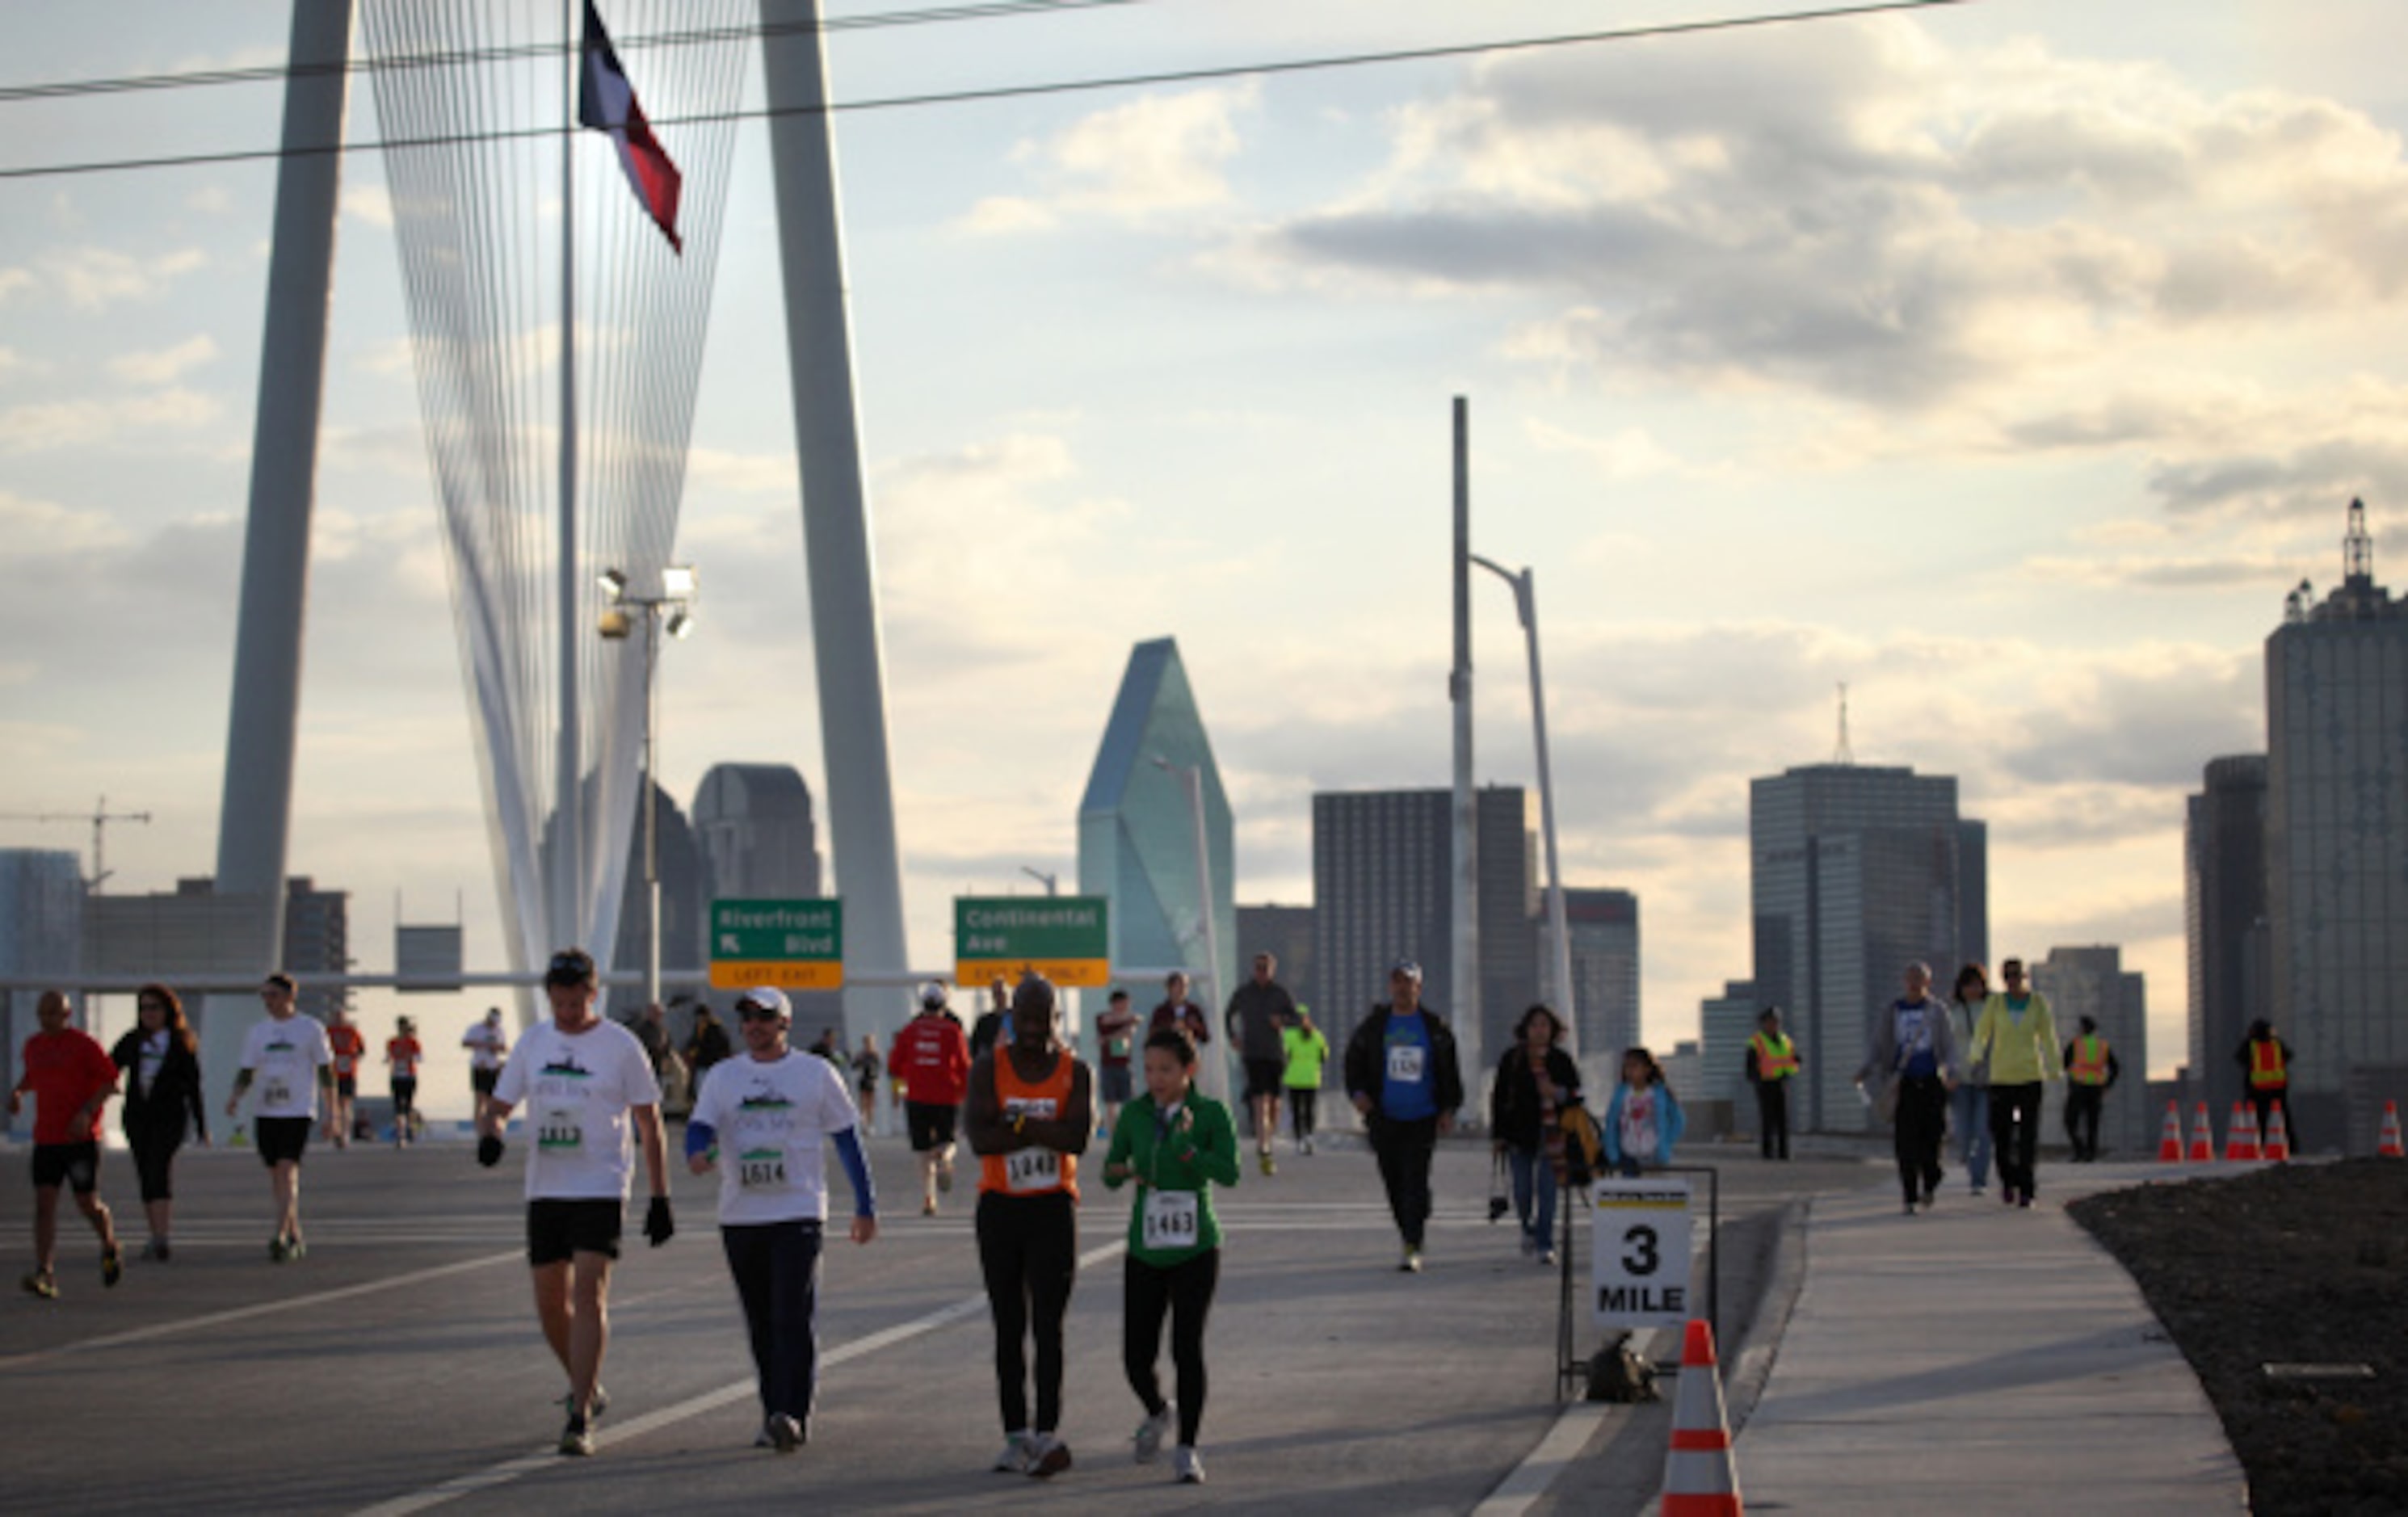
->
xmin=6 ymin=0 xmax=2402 ymax=1082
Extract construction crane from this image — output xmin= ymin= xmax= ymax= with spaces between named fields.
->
xmin=0 ymin=796 xmax=153 ymax=891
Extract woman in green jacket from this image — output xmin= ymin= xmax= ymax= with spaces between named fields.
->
xmin=1103 ymin=1026 xmax=1241 ymax=1485
xmin=1960 ymin=958 xmax=2065 ymax=1208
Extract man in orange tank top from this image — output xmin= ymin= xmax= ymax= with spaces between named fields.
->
xmin=965 ymin=976 xmax=1094 ymax=1479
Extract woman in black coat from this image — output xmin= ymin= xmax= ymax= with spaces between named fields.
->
xmin=1489 ymin=1005 xmax=1582 ymax=1266
xmin=108 ymin=982 xmax=209 ymax=1260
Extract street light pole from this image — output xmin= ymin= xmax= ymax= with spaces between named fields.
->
xmin=600 ymin=565 xmax=697 ymax=1011
xmin=1470 ymin=555 xmax=1577 ymax=1061
xmin=1153 ymin=754 xmax=1231 ymax=1107
xmin=1019 ymin=867 xmax=1060 ymax=897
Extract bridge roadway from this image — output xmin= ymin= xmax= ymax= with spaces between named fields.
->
xmin=0 ymin=1129 xmax=1866 ymax=1515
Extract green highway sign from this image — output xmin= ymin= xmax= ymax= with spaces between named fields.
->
xmin=711 ymin=898 xmax=843 ymax=990
xmin=954 ymin=896 xmax=1110 ymax=989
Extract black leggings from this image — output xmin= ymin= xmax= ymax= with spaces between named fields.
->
xmin=1289 ymin=1090 xmax=1318 ymax=1143
xmin=391 ymin=1078 xmax=418 ymax=1120
xmin=127 ymin=1123 xmax=182 ymax=1203
xmin=1124 ymin=1249 xmax=1219 ymax=1446
xmin=1990 ymin=1082 xmax=2044 ymax=1198
xmin=976 ymin=1190 xmax=1078 ymax=1435
xmin=1893 ymin=1075 xmax=1948 ymax=1204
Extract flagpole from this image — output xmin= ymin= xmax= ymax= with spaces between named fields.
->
xmin=554 ymin=0 xmax=582 ymax=960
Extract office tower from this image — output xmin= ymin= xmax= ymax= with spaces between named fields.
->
xmin=1078 ymin=640 xmax=1234 ymax=1014
xmin=1699 ymin=980 xmax=1763 ymax=1108
xmin=1752 ymin=763 xmax=1976 ymax=1132
xmin=1662 ymin=1040 xmax=1704 ymax=1106
xmin=693 ymin=763 xmax=823 ymax=901
xmin=1956 ymin=820 xmax=1990 ymax=973
xmin=1313 ymin=786 xmax=1534 ymax=1082
xmin=280 ymin=877 xmax=351 ymax=1021
xmin=607 ymin=779 xmax=708 ymax=1023
xmin=2186 ymin=755 xmax=2269 ymax=1120
xmin=1540 ymin=887 xmax=1640 ymax=1087
xmin=84 ymin=876 xmax=349 ymax=1013
xmin=2266 ymin=498 xmax=2408 ymax=1141
xmin=0 ymin=850 xmax=84 ymax=1124
xmin=1236 ymin=904 xmax=1317 ymax=1020
xmin=2032 ymin=945 xmax=2149 ymax=1159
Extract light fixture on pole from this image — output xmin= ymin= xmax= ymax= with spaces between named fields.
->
xmin=1151 ymin=754 xmax=1231 ymax=1107
xmin=1469 ymin=553 xmax=1577 ymax=1063
xmin=599 ymin=564 xmax=699 ymax=1010
xmin=1019 ymin=867 xmax=1060 ymax=897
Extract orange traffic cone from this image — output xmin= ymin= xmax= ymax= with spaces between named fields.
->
xmin=2378 ymin=1102 xmax=2403 ymax=1158
xmin=2263 ymin=1106 xmax=2292 ymax=1162
xmin=2187 ymin=1102 xmax=2215 ymax=1163
xmin=1662 ymin=1318 xmax=1743 ymax=1516
xmin=2225 ymin=1102 xmax=2259 ymax=1162
xmin=2157 ymin=1100 xmax=2184 ymax=1162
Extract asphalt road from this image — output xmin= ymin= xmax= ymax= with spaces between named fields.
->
xmin=0 ymin=1127 xmax=1872 ymax=1515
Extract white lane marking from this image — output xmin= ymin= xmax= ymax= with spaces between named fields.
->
xmin=1470 ymin=1401 xmax=1610 ymax=1516
xmin=0 ymin=1250 xmax=521 ymax=1372
xmin=348 ymin=1238 xmax=1130 ymax=1517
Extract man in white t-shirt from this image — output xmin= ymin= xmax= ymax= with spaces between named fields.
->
xmin=477 ymin=948 xmax=672 ymax=1458
xmin=463 ymin=1008 xmax=509 ymax=1106
xmin=223 ymin=973 xmax=336 ymax=1263
xmin=687 ymin=987 xmax=879 ymax=1452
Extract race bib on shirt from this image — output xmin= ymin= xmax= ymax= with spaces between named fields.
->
xmin=737 ymin=1147 xmax=789 ymax=1191
xmin=538 ymin=1107 xmax=585 ymax=1153
xmin=1143 ymin=1189 xmax=1200 ymax=1250
xmin=1387 ymin=1044 xmax=1427 ymax=1084
xmin=1005 ymin=1147 xmax=1061 ymax=1193
xmin=263 ymin=1078 xmax=294 ymax=1109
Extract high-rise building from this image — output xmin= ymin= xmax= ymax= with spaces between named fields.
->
xmin=2265 ymin=500 xmax=2408 ymax=1144
xmin=1078 ymin=640 xmax=1234 ymax=1016
xmin=1313 ymin=785 xmax=1535 ymax=1086
xmin=1235 ymin=904 xmax=1316 ymax=1022
xmin=83 ymin=874 xmax=351 ymax=1016
xmin=1699 ymin=979 xmax=1762 ymax=1109
xmin=2186 ymin=754 xmax=2269 ymax=1119
xmin=1 ymin=849 xmax=83 ymax=1128
xmin=607 ymin=779 xmax=708 ymax=1023
xmin=280 ymin=877 xmax=352 ymax=1021
xmin=1956 ymin=820 xmax=1990 ymax=973
xmin=692 ymin=763 xmax=822 ymax=901
xmin=1539 ymin=887 xmax=1639 ymax=1090
xmin=1662 ymin=1040 xmax=1704 ymax=1106
xmin=1751 ymin=763 xmax=1979 ymax=1132
xmin=2031 ymin=944 xmax=2149 ymax=1159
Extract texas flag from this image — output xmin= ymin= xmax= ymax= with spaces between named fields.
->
xmin=578 ymin=0 xmax=683 ymax=253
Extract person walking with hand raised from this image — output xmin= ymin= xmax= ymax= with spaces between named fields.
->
xmin=1104 ymin=1026 xmax=1239 ymax=1485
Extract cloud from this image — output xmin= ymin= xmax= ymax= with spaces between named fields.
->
xmin=0 ymin=388 xmax=221 ymax=453
xmin=0 ymin=268 xmax=30 ymax=304
xmin=960 ymin=83 xmax=1259 ymax=232
xmin=108 ymin=334 xmax=220 ymax=385
xmin=341 ymin=184 xmax=394 ymax=229
xmin=1225 ymin=19 xmax=2408 ymax=407
xmin=44 ymin=246 xmax=208 ymax=309
xmin=186 ymin=186 xmax=233 ymax=216
xmin=2019 ymin=552 xmax=2295 ymax=590
xmin=0 ymin=490 xmax=131 ymax=554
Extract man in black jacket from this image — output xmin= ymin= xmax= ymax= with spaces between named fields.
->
xmin=1343 ymin=961 xmax=1464 ymax=1273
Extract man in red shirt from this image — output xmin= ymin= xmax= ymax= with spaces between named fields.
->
xmin=892 ymin=981 xmax=970 ymax=1215
xmin=326 ymin=1006 xmax=367 ymax=1149
xmin=10 ymin=990 xmax=124 ymax=1298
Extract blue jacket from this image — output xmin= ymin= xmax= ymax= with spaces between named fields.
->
xmin=1603 ymin=1080 xmax=1684 ymax=1167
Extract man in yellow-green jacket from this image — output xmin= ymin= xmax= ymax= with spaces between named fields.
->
xmin=1960 ymin=959 xmax=2063 ymax=1208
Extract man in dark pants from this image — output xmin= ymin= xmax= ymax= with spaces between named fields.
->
xmin=2234 ymin=1019 xmax=2297 ymax=1153
xmin=1343 ymin=961 xmax=1464 ymax=1274
xmin=2061 ymin=1015 xmax=2120 ymax=1161
xmin=1745 ymin=1006 xmax=1801 ymax=1160
xmin=964 ymin=976 xmax=1093 ymax=1479
xmin=1856 ymin=962 xmax=1959 ymax=1216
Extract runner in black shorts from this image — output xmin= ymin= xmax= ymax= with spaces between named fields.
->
xmin=893 ymin=983 xmax=970 ymax=1216
xmin=12 ymin=990 xmax=124 ymax=1298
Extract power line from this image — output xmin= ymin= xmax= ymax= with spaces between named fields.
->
xmin=0 ymin=0 xmax=1148 ymax=106
xmin=0 ymin=0 xmax=1975 ymax=184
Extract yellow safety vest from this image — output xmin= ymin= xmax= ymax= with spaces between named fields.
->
xmin=2249 ymin=1040 xmax=2287 ymax=1090
xmin=2068 ymin=1035 xmax=2109 ymax=1086
xmin=1750 ymin=1032 xmax=1798 ymax=1081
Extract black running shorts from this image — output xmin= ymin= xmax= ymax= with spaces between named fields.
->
xmin=31 ymin=1141 xmax=100 ymax=1194
xmin=906 ymin=1100 xmax=959 ymax=1154
xmin=527 ymin=1198 xmax=624 ymax=1265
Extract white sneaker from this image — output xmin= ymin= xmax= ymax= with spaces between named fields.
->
xmin=1133 ymin=1402 xmax=1176 ymax=1464
xmin=1172 ymin=1444 xmax=1205 ymax=1484
xmin=992 ymin=1431 xmax=1034 ymax=1473
xmin=1026 ymin=1431 xmax=1073 ymax=1479
xmin=1538 ymin=1247 xmax=1558 ymax=1267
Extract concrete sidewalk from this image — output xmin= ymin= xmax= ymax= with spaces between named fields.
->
xmin=1730 ymin=1163 xmax=2248 ymax=1513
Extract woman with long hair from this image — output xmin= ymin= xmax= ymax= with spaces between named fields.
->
xmin=1946 ymin=964 xmax=1994 ymax=1196
xmin=107 ymin=983 xmax=209 ymax=1260
xmin=1490 ymin=1004 xmax=1582 ymax=1266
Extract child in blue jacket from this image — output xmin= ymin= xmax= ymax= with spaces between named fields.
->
xmin=1603 ymin=1046 xmax=1684 ymax=1176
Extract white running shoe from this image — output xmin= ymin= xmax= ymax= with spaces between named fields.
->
xmin=1026 ymin=1431 xmax=1073 ymax=1478
xmin=992 ymin=1431 xmax=1035 ymax=1473
xmin=1133 ymin=1402 xmax=1176 ymax=1464
xmin=1172 ymin=1444 xmax=1205 ymax=1484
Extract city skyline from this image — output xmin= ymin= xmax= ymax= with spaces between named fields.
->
xmin=6 ymin=3 xmax=2406 ymax=1074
